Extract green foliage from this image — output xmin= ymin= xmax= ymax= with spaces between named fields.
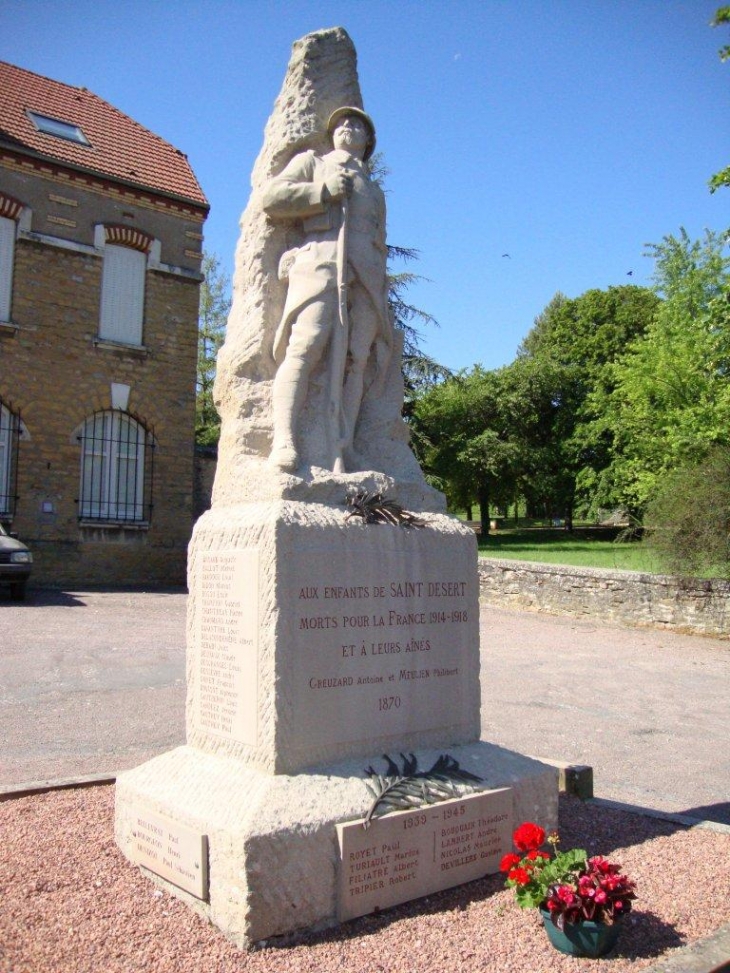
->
xmin=517 ymin=286 xmax=659 ymax=380
xmin=712 ymin=5 xmax=730 ymax=59
xmin=369 ymin=152 xmax=448 ymax=393
xmin=387 ymin=246 xmax=452 ymax=411
xmin=196 ymin=253 xmax=231 ymax=446
xmin=596 ymin=229 xmax=730 ymax=513
xmin=410 ymin=357 xmax=582 ymax=526
xmin=507 ymin=847 xmax=587 ymax=911
xmin=516 ymin=285 xmax=659 ymax=519
xmin=644 ymin=447 xmax=730 ymax=578
xmin=411 ymin=235 xmax=730 ymax=548
xmin=515 ymin=292 xmax=568 ymax=359
xmin=710 ymin=7 xmax=730 ymax=190
xmin=409 ymin=367 xmax=485 ymax=513
xmin=709 ymin=165 xmax=730 ymax=194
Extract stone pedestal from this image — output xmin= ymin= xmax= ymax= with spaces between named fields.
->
xmin=185 ymin=502 xmax=480 ymax=773
xmin=115 ymin=501 xmax=558 ymax=946
xmin=115 ymin=741 xmax=557 ymax=947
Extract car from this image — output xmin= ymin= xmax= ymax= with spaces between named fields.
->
xmin=0 ymin=522 xmax=33 ymax=600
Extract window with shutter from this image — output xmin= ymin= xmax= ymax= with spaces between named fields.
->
xmin=99 ymin=244 xmax=146 ymax=344
xmin=0 ymin=216 xmax=15 ymax=323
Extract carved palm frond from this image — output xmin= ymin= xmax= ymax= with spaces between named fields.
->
xmin=362 ymin=752 xmax=483 ymax=828
xmin=344 ymin=491 xmax=425 ymax=528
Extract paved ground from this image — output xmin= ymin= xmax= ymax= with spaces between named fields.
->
xmin=1 ymin=588 xmax=728 ymax=823
xmin=0 ymin=589 xmax=186 ymax=784
xmin=480 ymin=606 xmax=730 ymax=824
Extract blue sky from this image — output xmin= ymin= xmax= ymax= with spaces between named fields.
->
xmin=2 ymin=0 xmax=727 ymax=372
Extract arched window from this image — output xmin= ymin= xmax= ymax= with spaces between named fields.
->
xmin=77 ymin=409 xmax=154 ymax=523
xmin=0 ymin=398 xmax=20 ymax=517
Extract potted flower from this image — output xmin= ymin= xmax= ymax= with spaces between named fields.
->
xmin=501 ymin=821 xmax=637 ymax=958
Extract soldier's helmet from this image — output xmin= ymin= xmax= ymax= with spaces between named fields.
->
xmin=326 ymin=106 xmax=376 ymax=161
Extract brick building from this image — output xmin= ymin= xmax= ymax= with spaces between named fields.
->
xmin=0 ymin=61 xmax=209 ymax=586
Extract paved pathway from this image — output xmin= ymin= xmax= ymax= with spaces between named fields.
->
xmin=480 ymin=605 xmax=730 ymax=823
xmin=0 ymin=589 xmax=186 ymax=784
xmin=1 ymin=589 xmax=728 ymax=823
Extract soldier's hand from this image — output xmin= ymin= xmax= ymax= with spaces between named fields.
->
xmin=325 ymin=169 xmax=353 ymax=200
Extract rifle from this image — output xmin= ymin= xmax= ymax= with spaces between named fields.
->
xmin=329 ymin=195 xmax=349 ymax=472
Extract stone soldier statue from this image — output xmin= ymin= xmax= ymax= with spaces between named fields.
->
xmin=262 ymin=106 xmax=393 ymax=473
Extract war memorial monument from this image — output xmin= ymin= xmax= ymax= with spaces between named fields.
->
xmin=115 ymin=27 xmax=558 ymax=947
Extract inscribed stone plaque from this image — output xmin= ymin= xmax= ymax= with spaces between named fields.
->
xmin=129 ymin=805 xmax=208 ymax=900
xmin=290 ymin=546 xmax=476 ymax=747
xmin=196 ymin=549 xmax=258 ymax=745
xmin=336 ymin=788 xmax=512 ymax=921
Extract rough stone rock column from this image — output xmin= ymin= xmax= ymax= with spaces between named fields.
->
xmin=211 ymin=26 xmax=440 ymax=508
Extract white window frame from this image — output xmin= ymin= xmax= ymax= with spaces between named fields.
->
xmin=79 ymin=411 xmax=147 ymax=522
xmin=0 ymin=401 xmax=13 ymax=515
xmin=99 ymin=243 xmax=146 ymax=346
xmin=0 ymin=215 xmax=15 ymax=323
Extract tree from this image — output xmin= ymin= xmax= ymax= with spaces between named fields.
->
xmin=644 ymin=446 xmax=730 ymax=577
xmin=515 ymin=292 xmax=569 ymax=359
xmin=709 ymin=6 xmax=730 ymax=193
xmin=196 ymin=253 xmax=231 ymax=446
xmin=597 ymin=229 xmax=730 ymax=514
xmin=369 ymin=153 xmax=450 ymax=398
xmin=387 ymin=243 xmax=452 ymax=415
xmin=411 ymin=368 xmax=494 ymax=521
xmin=516 ymin=285 xmax=659 ymax=518
xmin=411 ymin=360 xmax=571 ymax=528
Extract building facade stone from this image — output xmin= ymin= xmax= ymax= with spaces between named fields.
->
xmin=0 ymin=61 xmax=208 ymax=586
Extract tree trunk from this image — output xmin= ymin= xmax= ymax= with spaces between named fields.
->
xmin=565 ymin=504 xmax=574 ymax=532
xmin=478 ymin=483 xmax=490 ymax=534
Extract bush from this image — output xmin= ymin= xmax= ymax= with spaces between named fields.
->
xmin=644 ymin=448 xmax=730 ymax=578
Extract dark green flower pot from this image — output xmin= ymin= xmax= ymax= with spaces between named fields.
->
xmin=540 ymin=909 xmax=621 ymax=958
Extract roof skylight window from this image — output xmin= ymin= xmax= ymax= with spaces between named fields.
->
xmin=27 ymin=110 xmax=90 ymax=146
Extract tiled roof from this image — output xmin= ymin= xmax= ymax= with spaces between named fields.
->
xmin=0 ymin=61 xmax=208 ymax=210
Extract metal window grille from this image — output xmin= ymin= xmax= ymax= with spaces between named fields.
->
xmin=77 ymin=409 xmax=154 ymax=523
xmin=0 ymin=397 xmax=20 ymax=518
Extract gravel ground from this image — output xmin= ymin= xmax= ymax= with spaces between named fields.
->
xmin=1 ymin=786 xmax=729 ymax=973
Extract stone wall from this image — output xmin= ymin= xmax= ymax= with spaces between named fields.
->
xmin=478 ymin=557 xmax=730 ymax=638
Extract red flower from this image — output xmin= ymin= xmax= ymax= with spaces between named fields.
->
xmin=500 ymin=853 xmax=521 ymax=872
xmin=555 ymin=885 xmax=576 ymax=905
xmin=505 ymin=828 xmax=636 ymax=926
xmin=588 ymin=856 xmax=616 ymax=875
xmin=512 ymin=822 xmax=546 ymax=852
xmin=507 ymin=867 xmax=531 ymax=886
xmin=578 ymin=876 xmax=596 ymax=897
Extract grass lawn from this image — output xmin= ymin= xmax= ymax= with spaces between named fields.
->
xmin=477 ymin=526 xmax=665 ymax=574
